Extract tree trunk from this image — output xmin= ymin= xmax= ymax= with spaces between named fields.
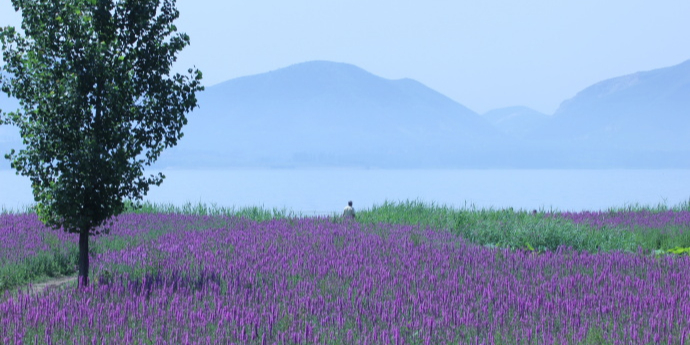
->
xmin=78 ymin=229 xmax=89 ymax=287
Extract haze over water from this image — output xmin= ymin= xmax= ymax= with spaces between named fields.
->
xmin=2 ymin=169 xmax=689 ymax=214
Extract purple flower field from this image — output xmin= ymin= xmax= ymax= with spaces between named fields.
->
xmin=553 ymin=210 xmax=690 ymax=232
xmin=2 ymin=213 xmax=690 ymax=344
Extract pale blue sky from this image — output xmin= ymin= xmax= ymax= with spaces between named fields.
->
xmin=2 ymin=0 xmax=689 ymax=114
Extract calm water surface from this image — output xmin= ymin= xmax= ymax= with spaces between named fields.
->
xmin=1 ymin=169 xmax=689 ymax=214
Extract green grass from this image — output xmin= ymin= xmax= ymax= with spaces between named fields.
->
xmin=9 ymin=199 xmax=690 ymax=255
xmin=356 ymin=199 xmax=690 ymax=253
xmin=0 ymin=204 xmax=36 ymax=215
xmin=123 ymin=200 xmax=301 ymax=221
xmin=0 ymin=233 xmax=78 ymax=293
xmin=2 ymin=200 xmax=302 ymax=220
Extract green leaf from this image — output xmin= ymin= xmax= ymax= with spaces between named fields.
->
xmin=526 ymin=242 xmax=535 ymax=252
xmin=666 ymin=247 xmax=690 ymax=255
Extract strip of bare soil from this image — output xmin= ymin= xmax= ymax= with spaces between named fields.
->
xmin=4 ymin=276 xmax=78 ymax=300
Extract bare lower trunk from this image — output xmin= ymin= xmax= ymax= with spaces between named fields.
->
xmin=78 ymin=230 xmax=89 ymax=287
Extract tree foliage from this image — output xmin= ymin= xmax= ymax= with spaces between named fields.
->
xmin=0 ymin=0 xmax=203 ymax=285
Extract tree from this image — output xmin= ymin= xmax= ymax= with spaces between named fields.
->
xmin=0 ymin=0 xmax=203 ymax=287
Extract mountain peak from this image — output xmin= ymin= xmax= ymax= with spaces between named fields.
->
xmin=274 ymin=60 xmax=370 ymax=74
xmin=164 ymin=61 xmax=510 ymax=168
xmin=215 ymin=60 xmax=380 ymax=88
xmin=538 ymin=58 xmax=690 ymax=151
xmin=556 ymin=59 xmax=690 ymax=115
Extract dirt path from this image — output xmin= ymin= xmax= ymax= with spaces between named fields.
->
xmin=13 ymin=276 xmax=78 ymax=298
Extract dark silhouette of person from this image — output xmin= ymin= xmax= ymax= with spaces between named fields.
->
xmin=343 ymin=200 xmax=355 ymax=219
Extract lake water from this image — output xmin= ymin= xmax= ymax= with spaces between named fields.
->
xmin=1 ymin=169 xmax=689 ymax=214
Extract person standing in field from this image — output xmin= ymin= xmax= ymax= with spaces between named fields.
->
xmin=343 ymin=201 xmax=356 ymax=219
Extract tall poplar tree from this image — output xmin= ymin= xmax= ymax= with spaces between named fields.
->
xmin=0 ymin=0 xmax=203 ymax=286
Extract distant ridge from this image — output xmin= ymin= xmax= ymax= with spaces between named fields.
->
xmin=532 ymin=59 xmax=690 ymax=152
xmin=160 ymin=60 xmax=516 ymax=168
xmin=483 ymin=106 xmax=549 ymax=139
xmin=1 ymin=60 xmax=689 ymax=169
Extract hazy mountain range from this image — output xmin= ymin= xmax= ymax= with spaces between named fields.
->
xmin=158 ymin=61 xmax=522 ymax=168
xmin=1 ymin=60 xmax=689 ymax=169
xmin=534 ymin=60 xmax=690 ymax=151
xmin=482 ymin=106 xmax=549 ymax=140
